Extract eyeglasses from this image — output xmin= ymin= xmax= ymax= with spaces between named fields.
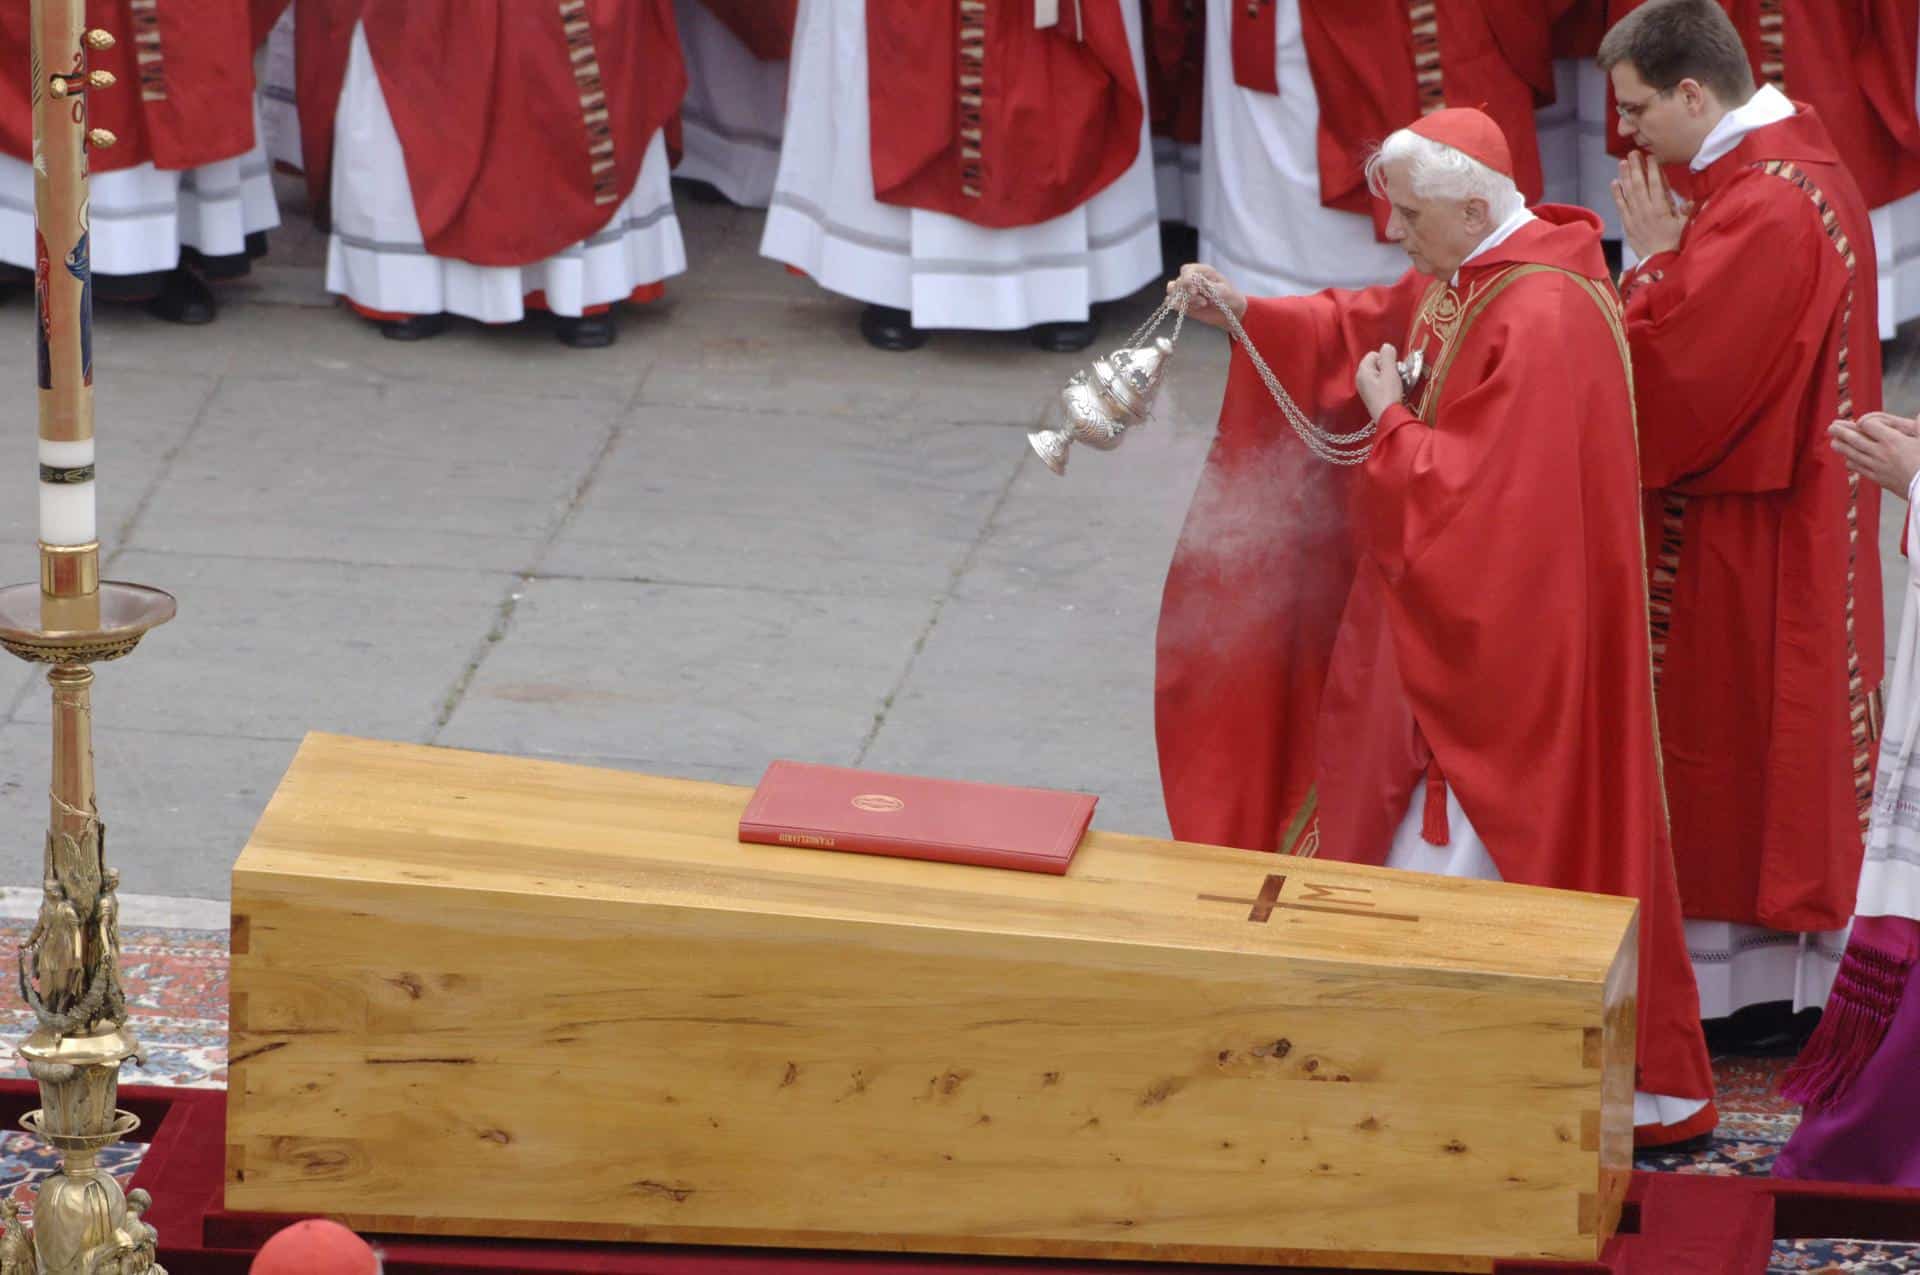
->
xmin=1615 ymin=86 xmax=1675 ymax=123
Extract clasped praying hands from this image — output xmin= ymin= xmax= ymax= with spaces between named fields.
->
xmin=1829 ymin=412 xmax=1920 ymax=498
xmin=1611 ymin=151 xmax=1693 ymax=260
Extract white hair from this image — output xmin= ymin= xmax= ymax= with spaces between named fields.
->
xmin=1363 ymin=128 xmax=1525 ymax=222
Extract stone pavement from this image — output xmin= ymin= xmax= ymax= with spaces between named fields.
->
xmin=0 ymin=175 xmax=1915 ymax=910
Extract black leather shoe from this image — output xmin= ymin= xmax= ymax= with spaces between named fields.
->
xmin=144 ymin=267 xmax=216 ymax=324
xmin=859 ymin=304 xmax=927 ymax=351
xmin=376 ymin=312 xmax=450 ymax=341
xmin=555 ymin=314 xmax=616 ymax=349
xmin=95 ymin=268 xmax=169 ymax=304
xmin=675 ymin=178 xmax=730 ymax=206
xmin=1159 ymin=220 xmax=1199 ymax=267
xmin=182 ymin=241 xmax=259 ymax=280
xmin=1702 ymin=1001 xmax=1821 ymax=1057
xmin=0 ymin=262 xmax=30 ymax=299
xmin=1028 ymin=319 xmax=1099 ymax=353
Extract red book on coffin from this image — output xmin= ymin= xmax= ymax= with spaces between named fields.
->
xmin=739 ymin=761 xmax=1097 ymax=874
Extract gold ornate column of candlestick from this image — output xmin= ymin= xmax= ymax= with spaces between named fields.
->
xmin=0 ymin=1 xmax=177 ymax=1272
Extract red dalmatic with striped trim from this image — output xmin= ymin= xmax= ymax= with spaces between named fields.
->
xmin=1620 ymin=105 xmax=1886 ymax=934
xmin=865 ymin=0 xmax=1144 ymax=230
xmin=0 ymin=0 xmax=257 ymax=174
xmin=1603 ymin=0 xmax=1920 ymax=208
xmin=1227 ymin=0 xmax=1547 ymax=240
xmin=288 ymin=0 xmax=684 ymax=267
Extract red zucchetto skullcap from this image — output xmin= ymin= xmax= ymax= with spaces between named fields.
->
xmin=1405 ymin=107 xmax=1515 ymax=180
xmin=250 ymin=1219 xmax=381 ymax=1274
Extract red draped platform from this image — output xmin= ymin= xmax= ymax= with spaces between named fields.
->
xmin=3 ymin=1082 xmax=1915 ymax=1274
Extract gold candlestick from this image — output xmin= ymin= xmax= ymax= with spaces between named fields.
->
xmin=0 ymin=2 xmax=177 ymax=1271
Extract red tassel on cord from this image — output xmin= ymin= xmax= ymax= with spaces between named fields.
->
xmin=1420 ymin=757 xmax=1450 ymax=847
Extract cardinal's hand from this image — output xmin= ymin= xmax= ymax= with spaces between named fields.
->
xmin=1356 ymin=344 xmax=1404 ymax=420
xmin=1169 ymin=263 xmax=1246 ymax=331
xmin=1830 ymin=412 xmax=1920 ymax=498
xmin=1612 ymin=152 xmax=1690 ymax=260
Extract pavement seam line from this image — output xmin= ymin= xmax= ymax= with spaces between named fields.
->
xmin=108 ymin=371 xmax=226 ymax=565
xmin=104 ymin=544 xmax=535 ymax=576
xmin=855 ymin=437 xmax=1032 ymax=765
xmin=427 ymin=368 xmax=645 ymax=742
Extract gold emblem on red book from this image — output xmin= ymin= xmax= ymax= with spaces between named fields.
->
xmin=851 ymin=794 xmax=905 ymax=813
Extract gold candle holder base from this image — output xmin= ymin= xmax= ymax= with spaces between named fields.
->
xmin=1 ymin=578 xmax=173 ymax=1274
xmin=0 ymin=581 xmax=175 ymax=665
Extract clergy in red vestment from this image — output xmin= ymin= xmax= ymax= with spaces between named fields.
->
xmin=1143 ymin=0 xmax=1204 ymax=230
xmin=0 ymin=0 xmax=278 ymax=323
xmin=1156 ymin=107 xmax=1718 ymax=1148
xmin=292 ymin=0 xmax=687 ymax=348
xmin=1602 ymin=0 xmax=1920 ymax=335
xmin=1600 ymin=0 xmax=1920 ymax=211
xmin=1228 ymin=0 xmax=1548 ymax=240
xmin=1601 ymin=0 xmax=1886 ymax=1050
xmin=1200 ymin=0 xmax=1555 ymax=302
xmin=1553 ymin=0 xmax=1610 ymax=59
xmin=253 ymin=0 xmax=304 ymax=177
xmin=671 ymin=0 xmax=797 ymax=210
xmin=760 ymin=0 xmax=1160 ymax=353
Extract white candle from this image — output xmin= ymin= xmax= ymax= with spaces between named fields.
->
xmin=38 ymin=437 xmax=96 ymax=546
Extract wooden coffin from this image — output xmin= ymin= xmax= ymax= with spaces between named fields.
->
xmin=226 ymin=733 xmax=1638 ymax=1271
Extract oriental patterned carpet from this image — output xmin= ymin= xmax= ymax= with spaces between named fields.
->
xmin=0 ymin=921 xmax=1904 ymax=1273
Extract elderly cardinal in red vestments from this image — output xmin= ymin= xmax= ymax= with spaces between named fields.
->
xmin=1156 ymin=107 xmax=1717 ymax=1149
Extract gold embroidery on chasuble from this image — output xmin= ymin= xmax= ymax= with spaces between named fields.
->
xmin=129 ymin=0 xmax=166 ymax=101
xmin=558 ymin=0 xmax=622 ymax=206
xmin=1278 ymin=788 xmax=1320 ymax=859
xmin=1403 ymin=264 xmax=1544 ymax=421
xmin=1648 ymin=494 xmax=1688 ymax=691
xmin=1754 ymin=158 xmax=1882 ymax=832
xmin=1757 ymin=0 xmax=1785 ymax=88
xmin=1407 ymin=0 xmax=1444 ymax=113
xmin=957 ymin=0 xmax=987 ymax=201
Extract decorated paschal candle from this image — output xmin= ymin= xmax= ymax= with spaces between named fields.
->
xmin=34 ymin=19 xmax=113 ymax=568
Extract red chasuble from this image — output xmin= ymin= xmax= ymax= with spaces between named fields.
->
xmin=284 ymin=0 xmax=359 ymax=222
xmin=1144 ymin=0 xmax=1204 ymax=150
xmin=1551 ymin=0 xmax=1608 ymax=58
xmin=1603 ymin=0 xmax=1920 ymax=208
xmin=1493 ymin=0 xmax=1610 ymax=98
xmin=251 ymin=0 xmax=291 ymax=48
xmin=1156 ymin=206 xmax=1714 ymax=1102
xmin=866 ymin=0 xmax=1144 ymax=230
xmin=697 ymin=0 xmax=798 ymax=61
xmin=291 ymin=0 xmax=684 ymax=267
xmin=1227 ymin=0 xmax=1545 ymax=238
xmin=0 ymin=0 xmax=256 ymax=174
xmin=1621 ymin=106 xmax=1885 ymax=934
